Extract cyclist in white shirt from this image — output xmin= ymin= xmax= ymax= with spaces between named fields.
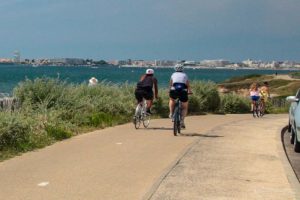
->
xmin=169 ymin=64 xmax=192 ymax=128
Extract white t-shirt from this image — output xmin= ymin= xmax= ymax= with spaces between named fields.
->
xmin=171 ymin=72 xmax=188 ymax=84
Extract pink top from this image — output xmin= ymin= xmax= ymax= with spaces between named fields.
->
xmin=250 ymin=90 xmax=259 ymax=96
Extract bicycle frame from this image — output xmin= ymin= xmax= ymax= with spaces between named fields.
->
xmin=253 ymin=99 xmax=262 ymax=118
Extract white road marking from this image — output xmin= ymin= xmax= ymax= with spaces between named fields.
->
xmin=37 ymin=182 xmax=49 ymax=187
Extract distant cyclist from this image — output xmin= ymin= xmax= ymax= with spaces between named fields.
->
xmin=169 ymin=64 xmax=192 ymax=128
xmin=259 ymin=81 xmax=270 ymax=113
xmin=249 ymin=82 xmax=260 ymax=111
xmin=135 ymin=68 xmax=158 ymax=114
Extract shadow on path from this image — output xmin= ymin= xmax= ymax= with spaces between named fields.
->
xmin=180 ymin=133 xmax=224 ymax=137
xmin=146 ymin=127 xmax=173 ymax=131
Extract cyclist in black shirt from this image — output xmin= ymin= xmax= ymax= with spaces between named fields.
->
xmin=135 ymin=69 xmax=158 ymax=114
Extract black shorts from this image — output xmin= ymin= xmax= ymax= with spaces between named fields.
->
xmin=169 ymin=89 xmax=188 ymax=102
xmin=135 ymin=88 xmax=153 ymax=102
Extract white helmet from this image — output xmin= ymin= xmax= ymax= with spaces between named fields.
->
xmin=174 ymin=64 xmax=184 ymax=72
xmin=146 ymin=68 xmax=154 ymax=75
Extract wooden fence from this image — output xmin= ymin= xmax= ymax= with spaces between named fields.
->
xmin=0 ymin=93 xmax=18 ymax=111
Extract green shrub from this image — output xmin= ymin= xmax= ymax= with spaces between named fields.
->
xmin=0 ymin=112 xmax=33 ymax=151
xmin=14 ymin=77 xmax=67 ymax=108
xmin=189 ymin=81 xmax=220 ymax=113
xmin=152 ymin=91 xmax=169 ymax=117
xmin=45 ymin=125 xmax=72 ymax=140
xmin=220 ymin=94 xmax=251 ymax=114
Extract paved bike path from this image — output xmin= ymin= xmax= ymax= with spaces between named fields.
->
xmin=0 ymin=115 xmax=248 ymax=200
xmin=0 ymin=114 xmax=298 ymax=200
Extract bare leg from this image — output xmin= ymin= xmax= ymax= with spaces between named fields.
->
xmin=169 ymin=98 xmax=175 ymax=117
xmin=181 ymin=101 xmax=188 ymax=120
xmin=146 ymin=100 xmax=152 ymax=109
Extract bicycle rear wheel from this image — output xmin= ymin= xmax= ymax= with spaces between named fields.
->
xmin=260 ymin=103 xmax=265 ymax=116
xmin=142 ymin=112 xmax=150 ymax=128
xmin=134 ymin=115 xmax=141 ymax=129
xmin=173 ymin=118 xmax=178 ymax=136
xmin=173 ymin=109 xmax=180 ymax=136
xmin=256 ymin=102 xmax=261 ymax=117
xmin=134 ymin=105 xmax=142 ymax=129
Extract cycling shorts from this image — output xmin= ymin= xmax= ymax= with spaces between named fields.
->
xmin=169 ymin=89 xmax=188 ymax=102
xmin=135 ymin=87 xmax=153 ymax=102
xmin=251 ymin=96 xmax=260 ymax=101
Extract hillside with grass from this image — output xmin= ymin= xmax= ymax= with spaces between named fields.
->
xmin=219 ymin=73 xmax=300 ymax=98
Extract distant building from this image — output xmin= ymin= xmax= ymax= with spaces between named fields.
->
xmin=0 ymin=58 xmax=14 ymax=64
xmin=13 ymin=51 xmax=21 ymax=63
xmin=49 ymin=58 xmax=85 ymax=65
xmin=200 ymin=59 xmax=230 ymax=67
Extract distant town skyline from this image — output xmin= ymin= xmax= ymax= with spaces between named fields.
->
xmin=0 ymin=0 xmax=300 ymax=61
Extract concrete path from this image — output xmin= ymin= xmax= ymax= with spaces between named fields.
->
xmin=0 ymin=114 xmax=298 ymax=200
xmin=149 ymin=114 xmax=299 ymax=200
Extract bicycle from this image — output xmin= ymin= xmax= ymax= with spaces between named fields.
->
xmin=252 ymin=99 xmax=262 ymax=118
xmin=172 ymin=98 xmax=182 ymax=136
xmin=172 ymin=92 xmax=192 ymax=136
xmin=133 ymin=99 xmax=151 ymax=129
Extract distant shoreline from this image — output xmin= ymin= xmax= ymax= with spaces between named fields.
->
xmin=0 ymin=63 xmax=299 ymax=71
xmin=118 ymin=65 xmax=299 ymax=71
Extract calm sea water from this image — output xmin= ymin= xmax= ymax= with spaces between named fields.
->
xmin=0 ymin=64 xmax=293 ymax=94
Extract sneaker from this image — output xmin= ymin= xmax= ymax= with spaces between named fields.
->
xmin=169 ymin=113 xmax=173 ymax=119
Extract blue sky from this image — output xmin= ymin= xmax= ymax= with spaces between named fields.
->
xmin=0 ymin=0 xmax=299 ymax=61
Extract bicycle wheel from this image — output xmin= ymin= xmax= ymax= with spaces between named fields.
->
xmin=260 ymin=103 xmax=265 ymax=116
xmin=178 ymin=114 xmax=181 ymax=134
xmin=256 ymin=103 xmax=260 ymax=117
xmin=134 ymin=105 xmax=141 ymax=129
xmin=142 ymin=111 xmax=151 ymax=128
xmin=173 ymin=117 xmax=178 ymax=136
xmin=173 ymin=108 xmax=180 ymax=136
xmin=134 ymin=115 xmax=141 ymax=129
xmin=253 ymin=102 xmax=260 ymax=118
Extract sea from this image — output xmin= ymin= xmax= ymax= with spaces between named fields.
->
xmin=0 ymin=64 xmax=295 ymax=94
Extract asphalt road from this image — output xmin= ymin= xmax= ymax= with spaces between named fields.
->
xmin=0 ymin=114 xmax=299 ymax=200
xmin=283 ymin=129 xmax=300 ymax=182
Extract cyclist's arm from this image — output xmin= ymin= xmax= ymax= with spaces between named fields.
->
xmin=139 ymin=74 xmax=146 ymax=81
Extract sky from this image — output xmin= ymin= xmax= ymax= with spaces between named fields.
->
xmin=0 ymin=0 xmax=299 ymax=61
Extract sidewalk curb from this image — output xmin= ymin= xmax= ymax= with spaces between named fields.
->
xmin=278 ymin=125 xmax=300 ymax=200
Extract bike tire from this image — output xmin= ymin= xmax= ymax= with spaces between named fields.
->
xmin=177 ymin=118 xmax=181 ymax=134
xmin=256 ymin=106 xmax=260 ymax=117
xmin=134 ymin=116 xmax=141 ymax=129
xmin=143 ymin=113 xmax=151 ymax=128
xmin=173 ymin=119 xmax=178 ymax=136
xmin=134 ymin=105 xmax=142 ymax=129
xmin=252 ymin=109 xmax=256 ymax=118
xmin=173 ymin=107 xmax=179 ymax=136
